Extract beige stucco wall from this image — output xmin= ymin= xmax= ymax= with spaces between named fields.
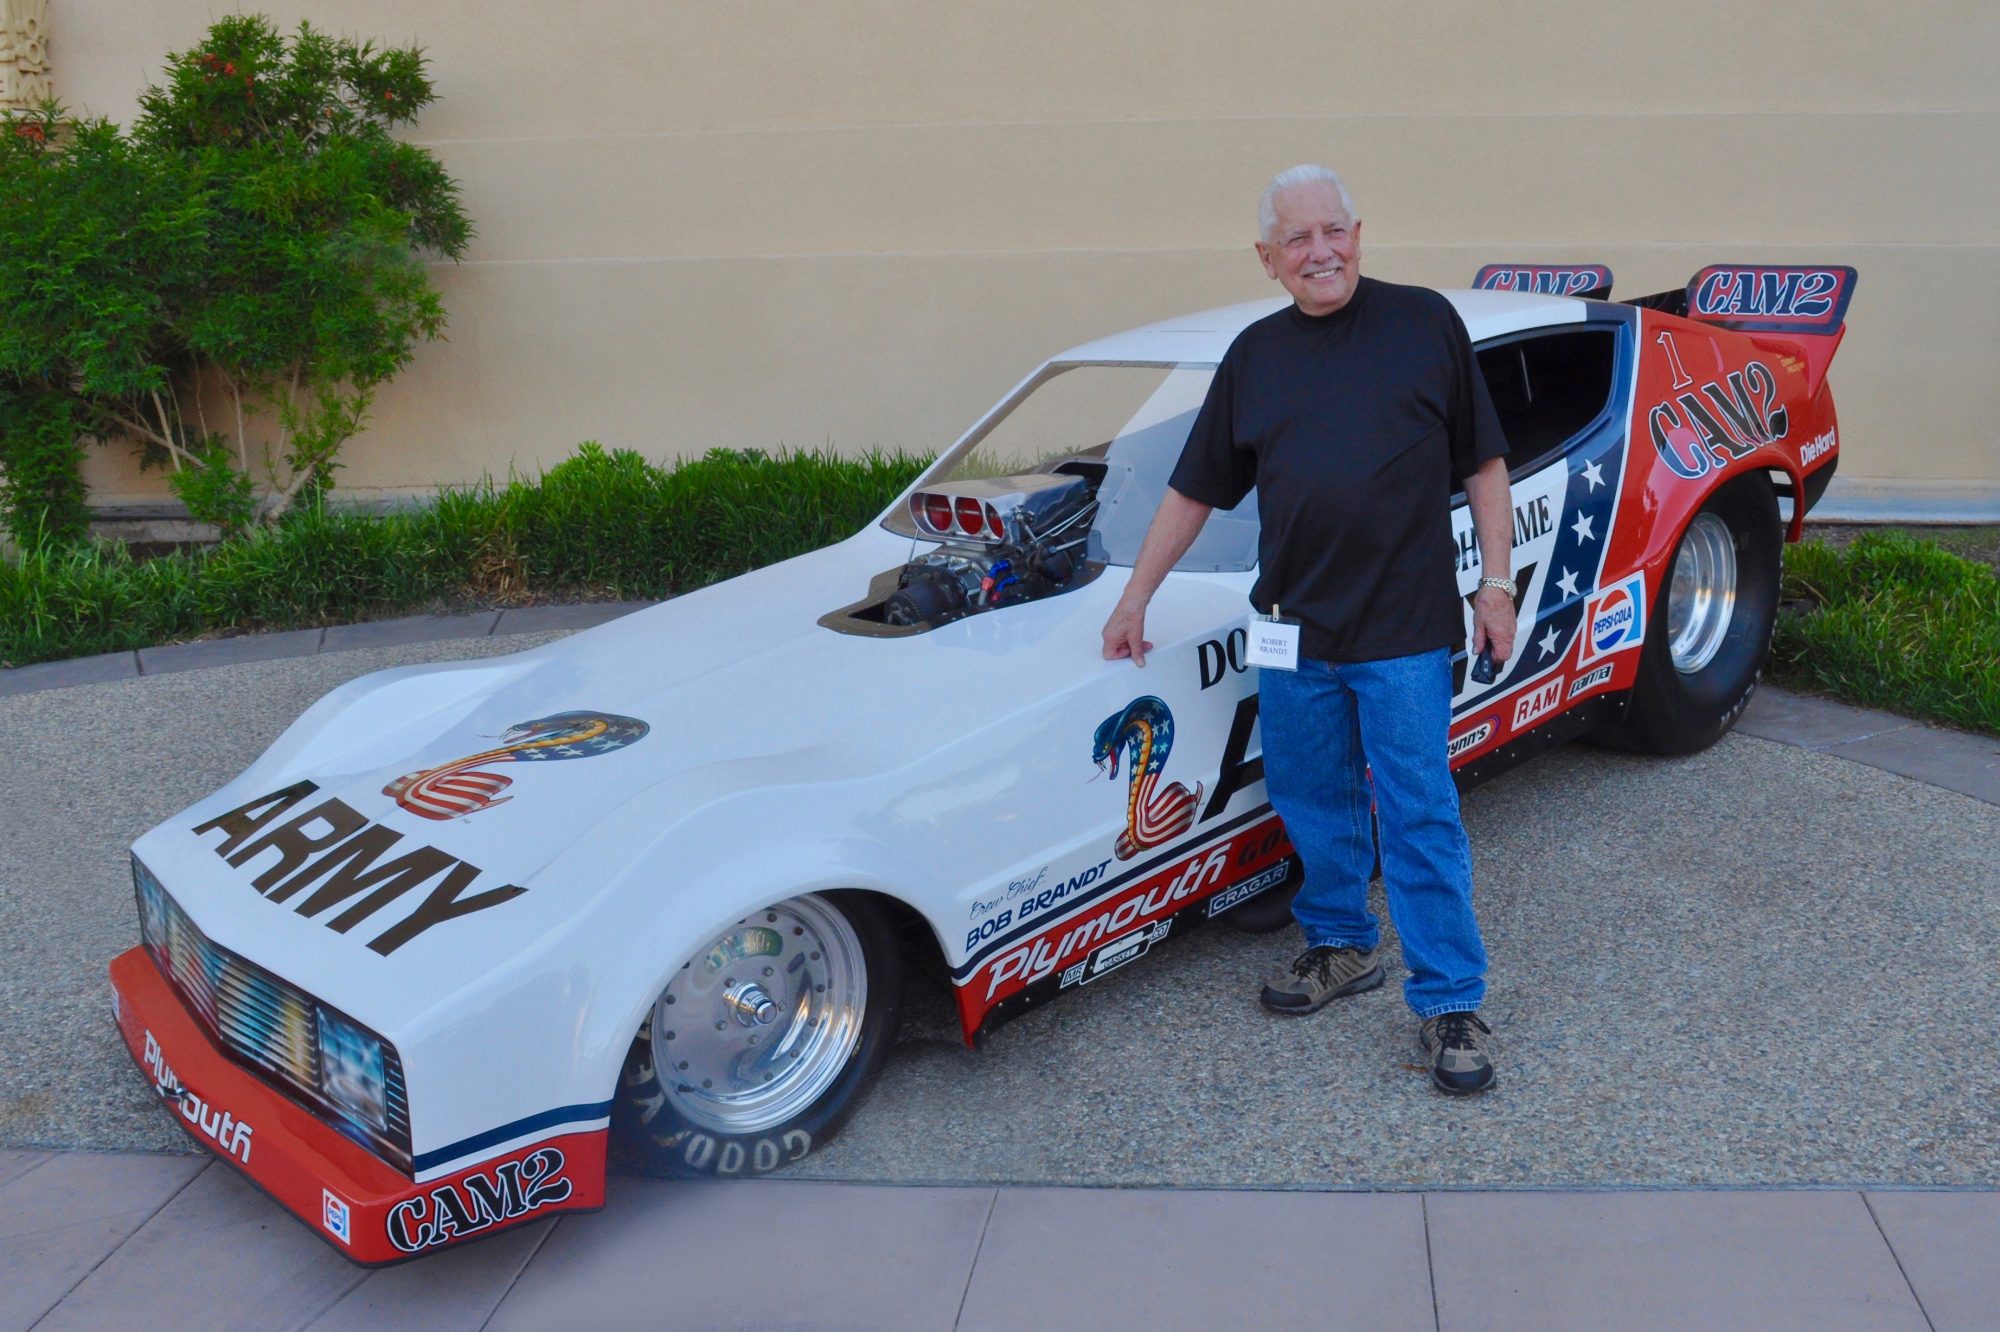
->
xmin=51 ymin=2 xmax=2000 ymax=517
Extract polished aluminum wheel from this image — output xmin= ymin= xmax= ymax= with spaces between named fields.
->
xmin=1665 ymin=511 xmax=1738 ymax=674
xmin=650 ymin=895 xmax=867 ymax=1136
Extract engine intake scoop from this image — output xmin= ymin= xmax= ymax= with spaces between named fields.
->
xmin=907 ymin=474 xmax=1092 ymax=547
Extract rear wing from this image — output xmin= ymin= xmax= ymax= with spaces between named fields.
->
xmin=1628 ymin=264 xmax=1857 ymax=396
xmin=1471 ymin=263 xmax=1613 ymax=299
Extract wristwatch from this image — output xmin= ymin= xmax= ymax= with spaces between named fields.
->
xmin=1478 ymin=575 xmax=1517 ymax=599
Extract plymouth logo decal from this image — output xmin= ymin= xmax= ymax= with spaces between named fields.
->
xmin=1093 ymin=697 xmax=1203 ymax=860
xmin=384 ymin=712 xmax=649 ymax=821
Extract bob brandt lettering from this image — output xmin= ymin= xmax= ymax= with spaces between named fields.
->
xmin=192 ymin=782 xmax=527 ymax=954
xmin=984 ymin=845 xmax=1229 ymax=999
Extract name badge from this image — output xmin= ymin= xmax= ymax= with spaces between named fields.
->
xmin=1247 ymin=610 xmax=1301 ymax=672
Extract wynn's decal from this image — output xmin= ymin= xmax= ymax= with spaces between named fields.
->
xmin=1094 ymin=697 xmax=1203 ymax=859
xmin=1447 ymin=717 xmax=1497 ymax=761
xmin=193 ymin=782 xmax=526 ymax=955
xmin=385 ymin=712 xmax=649 ymax=821
xmin=1686 ymin=265 xmax=1856 ymax=334
xmin=386 ymin=1146 xmax=573 ymax=1254
xmin=1472 ymin=263 xmax=1613 ymax=298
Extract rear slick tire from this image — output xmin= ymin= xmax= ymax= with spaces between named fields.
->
xmin=1612 ymin=472 xmax=1781 ymax=756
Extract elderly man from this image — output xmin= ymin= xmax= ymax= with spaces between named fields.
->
xmin=1100 ymin=164 xmax=1517 ymax=1094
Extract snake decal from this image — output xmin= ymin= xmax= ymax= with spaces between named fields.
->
xmin=384 ymin=711 xmax=650 ymax=821
xmin=1092 ymin=696 xmax=1204 ymax=860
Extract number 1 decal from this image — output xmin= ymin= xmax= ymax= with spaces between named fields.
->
xmin=1656 ymin=329 xmax=1694 ymax=390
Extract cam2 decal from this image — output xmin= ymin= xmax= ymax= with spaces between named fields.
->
xmin=386 ymin=1146 xmax=574 ymax=1254
xmin=1472 ymin=263 xmax=1613 ymax=297
xmin=1686 ymin=264 xmax=1857 ymax=334
xmin=1645 ymin=333 xmax=1789 ymax=481
xmin=385 ymin=711 xmax=650 ymax=820
xmin=1093 ymin=697 xmax=1203 ymax=859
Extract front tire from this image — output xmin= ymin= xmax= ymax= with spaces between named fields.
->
xmin=614 ymin=892 xmax=902 ymax=1178
xmin=1612 ymin=473 xmax=1781 ymax=755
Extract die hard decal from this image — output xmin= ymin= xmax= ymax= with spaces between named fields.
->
xmin=385 ymin=712 xmax=650 ymax=821
xmin=1093 ymin=697 xmax=1203 ymax=859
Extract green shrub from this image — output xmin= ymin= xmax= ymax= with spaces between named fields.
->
xmin=0 ymin=444 xmax=928 ymax=667
xmin=1774 ymin=532 xmax=2000 ymax=737
xmin=0 ymin=16 xmax=471 ymax=545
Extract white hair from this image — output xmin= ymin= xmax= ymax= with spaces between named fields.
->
xmin=1258 ymin=164 xmax=1356 ymax=241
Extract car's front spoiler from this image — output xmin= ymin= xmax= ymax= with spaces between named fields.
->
xmin=109 ymin=946 xmax=605 ymax=1265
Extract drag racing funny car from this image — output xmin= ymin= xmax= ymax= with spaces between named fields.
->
xmin=110 ymin=261 xmax=1854 ymax=1262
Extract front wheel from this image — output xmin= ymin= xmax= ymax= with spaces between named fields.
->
xmin=1610 ymin=473 xmax=1781 ymax=755
xmin=614 ymin=892 xmax=902 ymax=1178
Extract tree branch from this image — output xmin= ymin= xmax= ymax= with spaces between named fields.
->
xmin=229 ymin=377 xmax=248 ymax=472
xmin=148 ymin=391 xmax=181 ymax=470
xmin=101 ymin=407 xmax=187 ymax=460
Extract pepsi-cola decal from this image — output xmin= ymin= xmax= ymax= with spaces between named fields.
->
xmin=1577 ymin=573 xmax=1645 ymax=668
xmin=1472 ymin=264 xmax=1613 ymax=298
xmin=1685 ymin=265 xmax=1856 ymax=334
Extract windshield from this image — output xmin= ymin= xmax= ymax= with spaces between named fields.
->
xmin=881 ymin=362 xmax=1260 ymax=572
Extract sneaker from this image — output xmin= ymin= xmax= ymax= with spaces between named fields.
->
xmin=1259 ymin=945 xmax=1384 ymax=1015
xmin=1418 ymin=1011 xmax=1496 ymax=1095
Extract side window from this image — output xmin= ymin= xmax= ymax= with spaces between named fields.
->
xmin=1476 ymin=328 xmax=1619 ymax=475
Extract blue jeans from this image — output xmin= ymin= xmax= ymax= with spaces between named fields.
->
xmin=1258 ymin=648 xmax=1487 ymax=1018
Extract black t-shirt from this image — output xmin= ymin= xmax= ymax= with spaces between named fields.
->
xmin=1168 ymin=277 xmax=1508 ymax=662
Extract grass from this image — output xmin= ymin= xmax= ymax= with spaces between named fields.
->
xmin=0 ymin=444 xmax=929 ymax=668
xmin=1772 ymin=531 xmax=2000 ymax=737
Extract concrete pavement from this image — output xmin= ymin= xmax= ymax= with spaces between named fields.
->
xmin=4 ymin=1147 xmax=1997 ymax=1329
xmin=2 ymin=605 xmax=1997 ymax=1329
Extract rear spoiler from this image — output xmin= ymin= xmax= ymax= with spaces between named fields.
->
xmin=1471 ymin=264 xmax=1613 ymax=299
xmin=1628 ymin=264 xmax=1857 ymax=397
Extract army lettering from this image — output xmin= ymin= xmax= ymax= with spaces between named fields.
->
xmin=194 ymin=783 xmax=526 ymax=954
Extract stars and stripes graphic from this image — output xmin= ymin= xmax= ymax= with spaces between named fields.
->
xmin=1092 ymin=696 xmax=1203 ymax=860
xmin=383 ymin=711 xmax=650 ymax=821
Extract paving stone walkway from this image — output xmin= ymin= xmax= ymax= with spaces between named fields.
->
xmin=5 ymin=1148 xmax=1998 ymax=1330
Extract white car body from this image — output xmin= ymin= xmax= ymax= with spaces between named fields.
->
xmin=113 ymin=274 xmax=1846 ymax=1261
